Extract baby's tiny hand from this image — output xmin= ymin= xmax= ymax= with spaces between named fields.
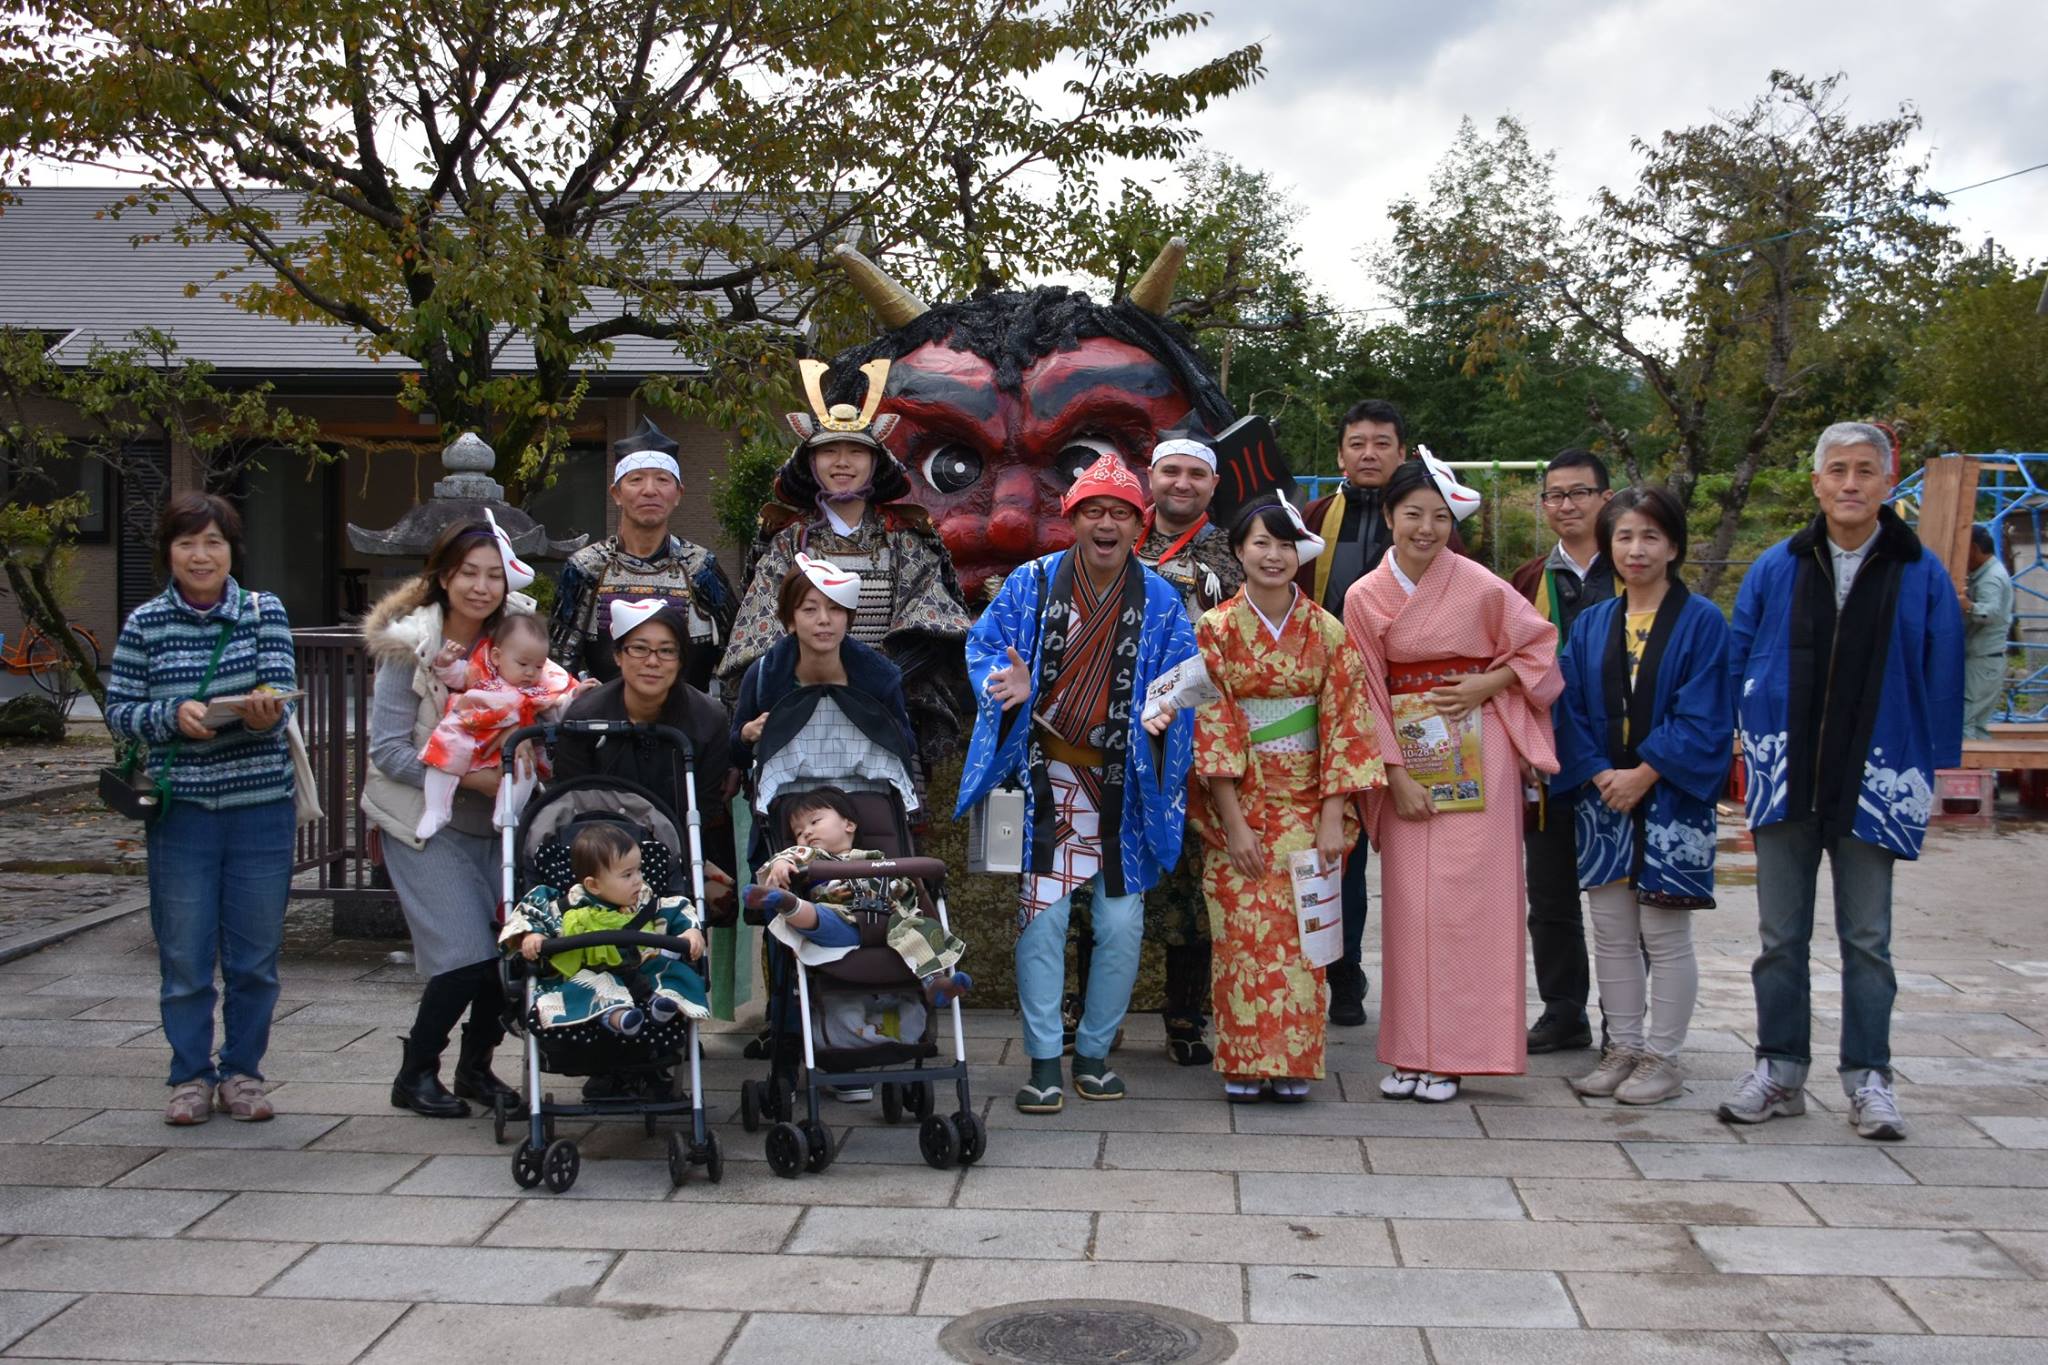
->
xmin=434 ymin=641 xmax=466 ymax=668
xmin=683 ymin=928 xmax=706 ymax=961
xmin=760 ymin=858 xmax=793 ymax=891
xmin=519 ymin=934 xmax=542 ymax=961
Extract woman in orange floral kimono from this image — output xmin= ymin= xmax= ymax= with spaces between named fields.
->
xmin=1175 ymin=499 xmax=1384 ymax=1102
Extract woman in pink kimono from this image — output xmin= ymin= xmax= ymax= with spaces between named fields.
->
xmin=1342 ymin=453 xmax=1562 ymax=1103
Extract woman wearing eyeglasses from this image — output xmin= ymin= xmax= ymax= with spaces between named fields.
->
xmin=551 ymin=602 xmax=738 ymax=902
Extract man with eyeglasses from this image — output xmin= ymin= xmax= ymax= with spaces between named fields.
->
xmin=958 ymin=451 xmax=1197 ymax=1115
xmin=1508 ymin=448 xmax=1617 ymax=1055
xmin=550 ymin=419 xmax=737 ymax=693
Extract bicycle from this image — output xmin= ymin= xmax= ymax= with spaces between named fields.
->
xmin=0 ymin=620 xmax=103 ymax=716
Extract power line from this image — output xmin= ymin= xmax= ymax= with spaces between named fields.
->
xmin=1315 ymin=154 xmax=2048 ymax=322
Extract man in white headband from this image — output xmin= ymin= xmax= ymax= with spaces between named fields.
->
xmin=549 ymin=417 xmax=736 ymax=692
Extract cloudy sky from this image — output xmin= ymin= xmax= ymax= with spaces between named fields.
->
xmin=1138 ymin=0 xmax=2046 ymax=312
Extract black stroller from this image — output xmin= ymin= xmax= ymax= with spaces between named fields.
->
xmin=491 ymin=719 xmax=723 ymax=1193
xmin=738 ymin=684 xmax=983 ymax=1176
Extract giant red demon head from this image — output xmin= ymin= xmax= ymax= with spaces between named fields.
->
xmin=823 ymin=242 xmax=1246 ymax=601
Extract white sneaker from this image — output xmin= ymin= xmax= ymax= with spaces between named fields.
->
xmin=1716 ymin=1065 xmax=1806 ymax=1125
xmin=1572 ymin=1044 xmax=1643 ymax=1099
xmin=829 ymin=1084 xmax=874 ymax=1104
xmin=1413 ymin=1072 xmax=1460 ymax=1103
xmin=1849 ymin=1074 xmax=1906 ymax=1141
xmin=1379 ymin=1069 xmax=1421 ymax=1099
xmin=1615 ymin=1053 xmax=1685 ymax=1105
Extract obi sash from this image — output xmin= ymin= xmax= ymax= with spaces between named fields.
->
xmin=1243 ymin=695 xmax=1320 ymax=752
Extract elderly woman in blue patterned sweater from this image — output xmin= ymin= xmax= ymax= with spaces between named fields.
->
xmin=104 ymin=493 xmax=299 ymax=1127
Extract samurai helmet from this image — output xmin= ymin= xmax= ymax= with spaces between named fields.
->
xmin=784 ymin=357 xmax=900 ymax=454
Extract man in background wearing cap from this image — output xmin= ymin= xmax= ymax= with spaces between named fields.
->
xmin=1067 ymin=436 xmax=1244 ymax=1066
xmin=958 ymin=452 xmax=1198 ymax=1115
xmin=550 ymin=418 xmax=737 ymax=694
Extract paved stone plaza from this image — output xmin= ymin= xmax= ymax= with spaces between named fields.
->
xmin=1 ymin=808 xmax=2047 ymax=1363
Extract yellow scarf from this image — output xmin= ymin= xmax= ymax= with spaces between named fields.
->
xmin=1310 ymin=490 xmax=1350 ymax=606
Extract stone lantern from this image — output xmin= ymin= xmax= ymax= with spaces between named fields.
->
xmin=345 ymin=432 xmax=587 ymax=559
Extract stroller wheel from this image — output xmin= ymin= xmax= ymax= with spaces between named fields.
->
xmin=800 ymin=1118 xmax=834 ymax=1173
xmin=666 ymin=1131 xmax=690 ymax=1188
xmin=880 ymin=1083 xmax=904 ymax=1125
xmin=541 ymin=1138 xmax=580 ymax=1194
xmin=953 ymin=1110 xmax=987 ymax=1167
xmin=918 ymin=1113 xmax=959 ymax=1170
xmin=740 ymin=1079 xmax=762 ymax=1133
xmin=511 ymin=1140 xmax=546 ymax=1190
xmin=491 ymin=1093 xmax=512 ymax=1147
xmin=765 ymin=1121 xmax=808 ymax=1179
xmin=700 ymin=1130 xmax=724 ymax=1185
xmin=904 ymin=1080 xmax=935 ymax=1120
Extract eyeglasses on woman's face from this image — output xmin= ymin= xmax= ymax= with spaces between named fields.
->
xmin=618 ymin=641 xmax=680 ymax=662
xmin=1538 ymin=486 xmax=1603 ymax=507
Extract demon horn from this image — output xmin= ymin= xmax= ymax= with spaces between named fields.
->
xmin=1126 ymin=237 xmax=1187 ymax=316
xmin=833 ymin=244 xmax=929 ymax=329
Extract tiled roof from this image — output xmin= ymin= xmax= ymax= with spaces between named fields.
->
xmin=0 ymin=186 xmax=831 ymax=380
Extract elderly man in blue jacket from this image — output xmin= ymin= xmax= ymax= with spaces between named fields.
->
xmin=1718 ymin=422 xmax=1963 ymax=1142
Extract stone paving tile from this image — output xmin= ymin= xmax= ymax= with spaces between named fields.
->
xmin=1885 ymin=1146 xmax=2048 ymax=1187
xmin=1983 ymin=1231 xmax=2048 ymax=1278
xmin=1093 ymin=1211 xmax=1397 ymax=1267
xmin=601 ymin=1249 xmax=922 ymax=1314
xmin=1728 ymin=1111 xmax=1996 ymax=1147
xmin=0 ymin=1107 xmax=96 ymax=1144
xmin=1565 ymin=1272 xmax=1923 ymax=1333
xmin=311 ymin=1114 xmax=589 ymax=1155
xmin=261 ymin=1081 xmax=432 ymax=1116
xmin=1970 ymin=1115 xmax=2048 ymax=1148
xmin=1516 ymin=1177 xmax=1818 ymax=1226
xmin=0 ymin=1233 xmax=311 ymax=1295
xmin=1239 ymin=1171 xmax=1523 ymax=1221
xmin=667 ymin=1162 xmax=961 ymax=1208
xmin=1101 ymin=1131 xmax=1365 ymax=1173
xmin=918 ymin=1256 xmax=1245 ymax=1320
xmin=1476 ymin=1105 xmax=1743 ymax=1144
xmin=0 ymin=1074 xmax=192 ymax=1110
xmin=1692 ymin=1225 xmax=2028 ymax=1278
xmin=361 ymin=1303 xmax=739 ymax=1364
xmin=982 ymin=1097 xmax=1234 ymax=1133
xmin=1794 ymin=1182 xmax=2048 ymax=1231
xmin=1248 ymin=1264 xmax=1575 ymax=1327
xmin=1365 ymin=1136 xmax=1634 ymax=1178
xmin=0 ymin=1184 xmax=226 ymax=1236
xmin=1884 ymin=1278 xmax=2048 ymax=1335
xmin=790 ymin=1206 xmax=1091 ymax=1260
xmin=1218 ymin=1324 xmax=1429 ymax=1364
xmin=1428 ymin=1328 xmax=1786 ymax=1363
xmin=719 ymin=1311 xmax=954 ymax=1365
xmin=1774 ymin=1333 xmax=2048 ymax=1363
xmin=1231 ymin=1102 xmax=1484 ymax=1139
xmin=483 ymin=1198 xmax=798 ymax=1252
xmin=954 ymin=1165 xmax=1235 ymax=1214
xmin=1622 ymin=1141 xmax=1913 ymax=1184
xmin=50 ymin=1108 xmax=346 ymax=1151
xmin=117 ymin=1148 xmax=425 ymax=1195
xmin=0 ymin=1019 xmax=156 ymax=1047
xmin=264 ymin=1242 xmax=615 ymax=1306
xmin=9 ymin=1291 xmax=406 ymax=1363
xmin=0 ymin=1291 xmax=76 ymax=1353
xmin=835 ymin=1124 xmax=1099 ymax=1169
xmin=1894 ymin=1056 xmax=2048 ymax=1086
xmin=0 ymin=1044 xmax=175 ymax=1079
xmin=390 ymin=1153 xmax=673 ymax=1201
xmin=0 ymin=1143 xmax=155 ymax=1187
xmin=1392 ymin=1218 xmax=1711 ymax=1273
xmin=189 ymin=1191 xmax=516 ymax=1246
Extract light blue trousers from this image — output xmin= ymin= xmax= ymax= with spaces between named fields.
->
xmin=1017 ymin=873 xmax=1143 ymax=1061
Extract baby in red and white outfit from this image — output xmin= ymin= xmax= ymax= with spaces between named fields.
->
xmin=415 ymin=613 xmax=580 ymax=839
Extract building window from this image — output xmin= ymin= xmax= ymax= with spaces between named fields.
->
xmin=1 ymin=445 xmax=112 ymax=542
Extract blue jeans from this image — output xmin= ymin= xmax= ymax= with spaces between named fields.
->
xmin=790 ymin=906 xmax=861 ymax=949
xmin=1750 ymin=819 xmax=1897 ymax=1094
xmin=1017 ymin=874 xmax=1142 ymax=1061
xmin=145 ymin=799 xmax=294 ymax=1087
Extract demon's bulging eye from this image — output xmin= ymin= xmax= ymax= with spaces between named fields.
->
xmin=1054 ymin=437 xmax=1120 ymax=486
xmin=920 ymin=444 xmax=984 ymax=495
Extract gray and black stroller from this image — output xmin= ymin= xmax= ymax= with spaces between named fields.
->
xmin=492 ymin=719 xmax=722 ymax=1193
xmin=738 ymin=683 xmax=982 ymax=1176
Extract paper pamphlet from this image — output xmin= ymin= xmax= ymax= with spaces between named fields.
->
xmin=1139 ymin=654 xmax=1220 ymax=724
xmin=200 ymin=690 xmax=306 ymax=728
xmin=1390 ymin=693 xmax=1484 ymax=812
xmin=1289 ymin=848 xmax=1343 ymax=968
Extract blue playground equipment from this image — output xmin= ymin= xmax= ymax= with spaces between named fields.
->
xmin=1890 ymin=451 xmax=2048 ymax=724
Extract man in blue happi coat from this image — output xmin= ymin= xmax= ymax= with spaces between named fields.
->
xmin=956 ymin=451 xmax=1197 ymax=1115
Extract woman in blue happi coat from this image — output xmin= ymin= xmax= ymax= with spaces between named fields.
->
xmin=1554 ymin=486 xmax=1732 ymax=1107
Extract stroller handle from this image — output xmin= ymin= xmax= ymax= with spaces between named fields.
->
xmin=796 ymin=856 xmax=947 ymax=887
xmin=502 ymin=720 xmax=697 ymax=764
xmin=527 ymin=930 xmax=703 ymax=955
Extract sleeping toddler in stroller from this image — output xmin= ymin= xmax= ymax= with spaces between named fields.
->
xmin=501 ymin=823 xmax=710 ymax=1036
xmin=746 ymin=785 xmax=972 ymax=1008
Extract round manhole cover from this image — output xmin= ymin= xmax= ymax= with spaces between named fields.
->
xmin=939 ymin=1299 xmax=1237 ymax=1365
